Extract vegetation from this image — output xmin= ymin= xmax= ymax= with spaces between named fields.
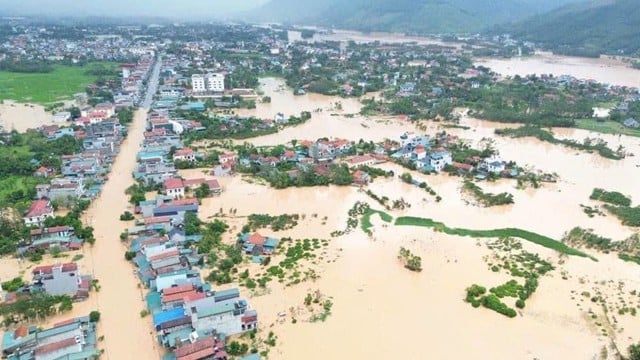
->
xmin=360 ymin=208 xmax=393 ymax=235
xmin=395 ymin=216 xmax=593 ymax=259
xmin=590 ymin=188 xmax=632 ymax=207
xmin=119 ymin=211 xmax=135 ymax=221
xmin=563 ymin=227 xmax=640 ymax=262
xmin=89 ymin=310 xmax=101 ymax=323
xmin=462 ymin=180 xmax=514 ymax=207
xmin=258 ymin=163 xmax=354 ymax=189
xmin=246 ymin=214 xmax=299 ymax=232
xmin=496 ymin=0 xmax=640 ymax=56
xmin=257 ymin=0 xmax=574 ymax=34
xmin=0 ymin=293 xmax=74 ymax=326
xmin=398 ymin=247 xmax=422 ymax=272
xmin=0 ymin=62 xmax=118 ymax=104
xmin=495 ymin=126 xmax=624 ymax=160
xmin=2 ymin=277 xmax=25 ymax=292
xmin=603 ymin=205 xmax=640 ymax=227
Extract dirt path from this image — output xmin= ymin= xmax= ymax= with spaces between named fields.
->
xmin=81 ymin=107 xmax=162 ymax=360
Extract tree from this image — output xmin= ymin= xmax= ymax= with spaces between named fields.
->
xmin=89 ymin=310 xmax=101 ymax=322
xmin=629 ymin=343 xmax=640 ymax=360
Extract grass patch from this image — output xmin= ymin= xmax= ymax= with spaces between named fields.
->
xmin=0 ymin=62 xmax=117 ymax=104
xmin=395 ymin=216 xmax=594 ymax=259
xmin=0 ymin=176 xmax=49 ymax=211
xmin=360 ymin=208 xmax=393 ymax=234
xmin=575 ymin=119 xmax=640 ymax=138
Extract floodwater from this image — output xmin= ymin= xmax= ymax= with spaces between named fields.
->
xmin=237 ymin=78 xmax=417 ymax=146
xmin=77 ymin=108 xmax=162 ymax=359
xmin=476 ymin=52 xmax=640 ymax=87
xmin=218 ymin=61 xmax=640 ymax=359
xmin=0 ymin=109 xmax=161 ymax=359
xmin=0 ymin=100 xmax=56 ymax=132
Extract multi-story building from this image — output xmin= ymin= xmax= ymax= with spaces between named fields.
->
xmin=191 ymin=73 xmax=225 ymax=93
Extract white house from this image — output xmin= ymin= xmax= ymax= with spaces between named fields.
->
xmin=23 ymin=199 xmax=55 ymax=226
xmin=173 ymin=148 xmax=196 ymax=162
xmin=163 ymin=178 xmax=185 ymax=199
xmin=52 ymin=111 xmax=71 ymax=123
xmin=429 ymin=151 xmax=453 ymax=172
xmin=483 ymin=158 xmax=506 ymax=173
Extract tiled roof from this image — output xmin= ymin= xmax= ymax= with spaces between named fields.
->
xmin=175 ymin=337 xmax=216 ymax=359
xmin=25 ymin=199 xmax=53 ymax=218
xmin=164 ymin=178 xmax=184 ymax=190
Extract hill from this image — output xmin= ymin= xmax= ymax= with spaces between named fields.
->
xmin=250 ymin=0 xmax=577 ymax=34
xmin=495 ymin=0 xmax=640 ymax=56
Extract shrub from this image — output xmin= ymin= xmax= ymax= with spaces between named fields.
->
xmin=89 ymin=311 xmax=101 ymax=323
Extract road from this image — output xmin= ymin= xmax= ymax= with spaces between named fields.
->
xmin=82 ymin=58 xmax=163 ymax=360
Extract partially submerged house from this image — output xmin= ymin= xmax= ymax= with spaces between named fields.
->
xmin=31 ymin=262 xmax=92 ymax=300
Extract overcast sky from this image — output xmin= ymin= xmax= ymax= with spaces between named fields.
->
xmin=0 ymin=0 xmax=269 ymax=18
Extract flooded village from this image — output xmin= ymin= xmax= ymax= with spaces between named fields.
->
xmin=0 ymin=20 xmax=639 ymax=360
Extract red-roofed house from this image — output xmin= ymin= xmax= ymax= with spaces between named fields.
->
xmin=345 ymin=155 xmax=376 ymax=168
xmin=173 ymin=148 xmax=196 ymax=162
xmin=218 ymin=152 xmax=237 ymax=164
xmin=174 ymin=337 xmax=227 ymax=360
xmin=164 ymin=178 xmax=185 ymax=199
xmin=23 ymin=199 xmax=54 ymax=226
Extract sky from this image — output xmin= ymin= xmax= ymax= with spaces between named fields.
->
xmin=0 ymin=0 xmax=269 ymax=18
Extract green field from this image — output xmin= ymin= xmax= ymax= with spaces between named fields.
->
xmin=0 ymin=62 xmax=117 ymax=104
xmin=575 ymin=119 xmax=640 ymax=138
xmin=0 ymin=176 xmax=48 ymax=212
xmin=361 ymin=208 xmax=393 ymax=233
xmin=394 ymin=216 xmax=595 ymax=260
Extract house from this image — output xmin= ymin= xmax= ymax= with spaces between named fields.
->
xmin=52 ymin=111 xmax=71 ymax=123
xmin=36 ymin=178 xmax=86 ymax=203
xmin=1 ymin=316 xmax=100 ymax=360
xmin=345 ymin=155 xmax=376 ymax=168
xmin=161 ymin=284 xmax=206 ymax=310
xmin=429 ymin=151 xmax=452 ymax=172
xmin=31 ymin=262 xmax=91 ymax=300
xmin=412 ymin=145 xmax=427 ymax=160
xmin=238 ymin=233 xmax=279 ymax=255
xmin=164 ymin=178 xmax=185 ymax=199
xmin=623 ymin=118 xmax=639 ymax=128
xmin=482 ymin=158 xmax=506 ymax=174
xmin=173 ymin=336 xmax=228 ymax=360
xmin=183 ymin=178 xmax=222 ymax=195
xmin=352 ymin=170 xmax=370 ymax=186
xmin=23 ymin=199 xmax=54 ymax=226
xmin=20 ymin=226 xmax=82 ymax=255
xmin=452 ymin=162 xmax=474 ymax=174
xmin=34 ymin=166 xmax=55 ymax=178
xmin=153 ymin=198 xmax=199 ymax=217
xmin=184 ymin=297 xmax=257 ymax=336
xmin=173 ymin=148 xmax=196 ymax=162
xmin=218 ymin=153 xmax=237 ymax=164
xmin=275 ymin=112 xmax=286 ymax=124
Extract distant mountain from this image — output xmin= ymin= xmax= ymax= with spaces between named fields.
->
xmin=495 ymin=0 xmax=640 ymax=55
xmin=249 ymin=0 xmax=578 ymax=34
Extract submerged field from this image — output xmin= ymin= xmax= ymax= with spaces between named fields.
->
xmin=0 ymin=62 xmax=117 ymax=104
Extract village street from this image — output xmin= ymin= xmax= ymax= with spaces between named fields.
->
xmin=80 ymin=60 xmax=163 ymax=359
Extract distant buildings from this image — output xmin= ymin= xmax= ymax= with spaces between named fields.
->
xmin=192 ymin=73 xmax=225 ymax=93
